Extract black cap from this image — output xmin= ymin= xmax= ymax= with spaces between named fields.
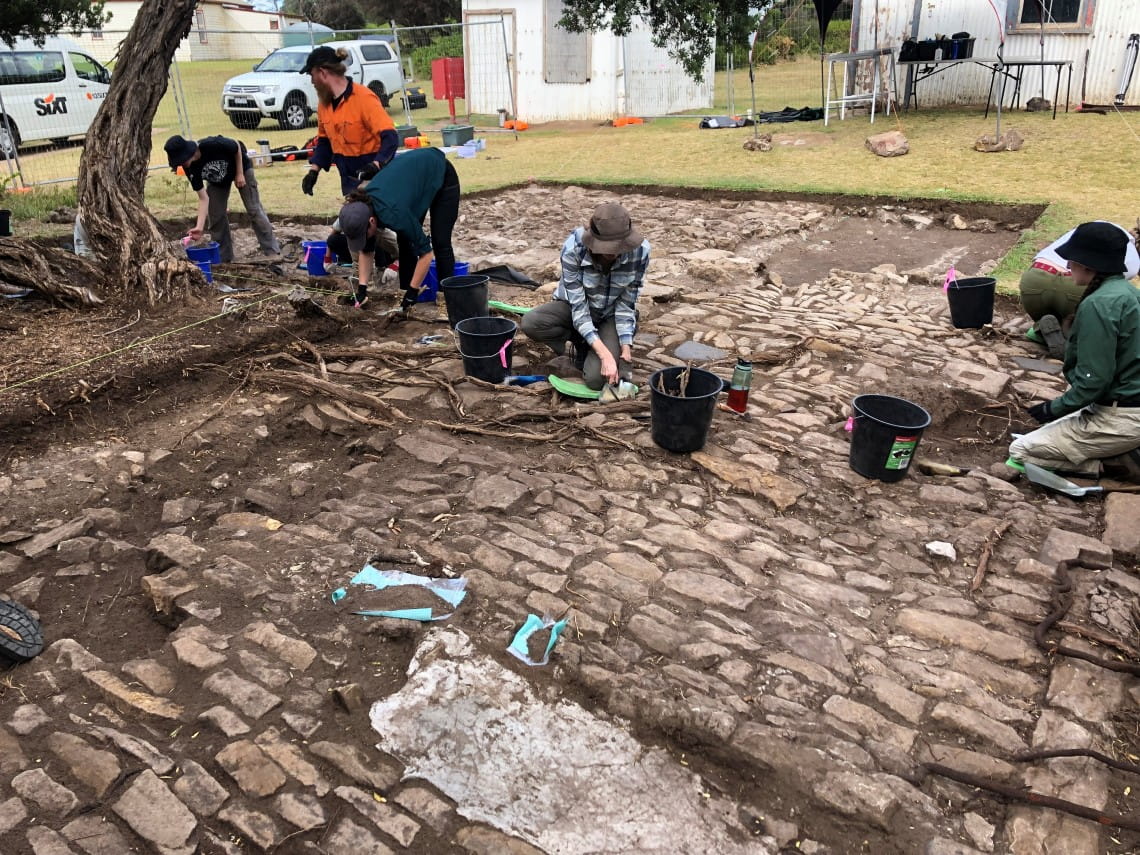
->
xmin=300 ymin=45 xmax=340 ymax=74
xmin=163 ymin=134 xmax=197 ymax=171
xmin=1056 ymin=222 xmax=1129 ymax=274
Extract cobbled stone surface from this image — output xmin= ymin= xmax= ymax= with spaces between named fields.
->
xmin=112 ymin=770 xmax=197 ymax=852
xmin=0 ymin=193 xmax=1130 ymax=855
xmin=12 ymin=769 xmax=78 ymax=816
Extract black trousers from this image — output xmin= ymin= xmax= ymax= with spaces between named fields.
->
xmin=398 ymin=160 xmax=460 ymax=302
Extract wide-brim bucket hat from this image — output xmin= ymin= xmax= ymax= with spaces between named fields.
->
xmin=1056 ymin=221 xmax=1129 ymax=274
xmin=164 ymin=135 xmax=197 ymax=171
xmin=582 ymin=202 xmax=644 ymax=255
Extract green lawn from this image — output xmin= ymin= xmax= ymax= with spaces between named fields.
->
xmin=6 ymin=55 xmax=1139 ymax=293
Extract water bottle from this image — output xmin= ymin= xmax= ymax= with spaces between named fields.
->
xmin=726 ymin=359 xmax=752 ymax=413
xmin=73 ymin=214 xmax=91 ymax=257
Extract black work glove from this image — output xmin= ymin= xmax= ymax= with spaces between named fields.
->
xmin=1027 ymin=400 xmax=1054 ymax=424
xmin=356 ymin=161 xmax=381 ymax=183
xmin=301 ymin=170 xmax=318 ymax=196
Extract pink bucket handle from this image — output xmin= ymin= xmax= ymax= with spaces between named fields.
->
xmin=943 ymin=266 xmax=958 ymax=293
xmin=498 ymin=339 xmax=511 ymax=368
xmin=844 ymin=416 xmax=854 ymax=432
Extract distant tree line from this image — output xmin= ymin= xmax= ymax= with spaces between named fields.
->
xmin=280 ymin=0 xmax=460 ymax=30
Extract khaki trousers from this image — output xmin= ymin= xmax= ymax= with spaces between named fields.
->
xmin=1009 ymin=403 xmax=1140 ymax=475
xmin=1018 ymin=267 xmax=1084 ymax=323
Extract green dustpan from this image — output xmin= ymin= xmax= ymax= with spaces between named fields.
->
xmin=547 ymin=374 xmax=601 ymax=399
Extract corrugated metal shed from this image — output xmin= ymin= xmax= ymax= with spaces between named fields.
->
xmin=851 ymin=0 xmax=1140 ymax=108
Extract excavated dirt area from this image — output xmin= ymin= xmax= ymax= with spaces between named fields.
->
xmin=5 ymin=186 xmax=1135 ymax=855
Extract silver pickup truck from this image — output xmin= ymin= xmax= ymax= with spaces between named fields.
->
xmin=221 ymin=39 xmax=404 ymax=131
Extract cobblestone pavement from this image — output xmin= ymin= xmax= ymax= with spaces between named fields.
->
xmin=1 ymin=189 xmax=1138 ymax=854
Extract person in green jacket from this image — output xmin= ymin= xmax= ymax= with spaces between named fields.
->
xmin=1009 ymin=221 xmax=1140 ymax=480
xmin=337 ymin=147 xmax=460 ymax=310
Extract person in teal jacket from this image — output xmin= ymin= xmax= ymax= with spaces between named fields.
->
xmin=1009 ymin=221 xmax=1140 ymax=480
xmin=337 ymin=147 xmax=460 ymax=309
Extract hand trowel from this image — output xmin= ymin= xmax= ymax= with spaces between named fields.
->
xmin=1023 ymin=462 xmax=1104 ymax=498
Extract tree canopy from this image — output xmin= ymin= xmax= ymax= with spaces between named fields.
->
xmin=357 ymin=0 xmax=461 ymax=28
xmin=313 ymin=1 xmax=367 ymax=32
xmin=2 ymin=0 xmax=109 ymax=47
xmin=559 ymin=0 xmax=792 ymax=79
xmin=280 ymin=0 xmax=459 ymax=29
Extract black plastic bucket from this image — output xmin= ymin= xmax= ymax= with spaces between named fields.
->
xmin=849 ymin=394 xmax=932 ymax=482
xmin=442 ymin=274 xmax=490 ymax=329
xmin=0 ymin=209 xmax=11 ymax=238
xmin=946 ymin=276 xmax=996 ymax=328
xmin=648 ymin=366 xmax=722 ymax=453
xmin=456 ymin=316 xmax=516 ymax=383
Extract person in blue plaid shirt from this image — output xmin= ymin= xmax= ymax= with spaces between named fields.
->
xmin=522 ymin=202 xmax=650 ymax=390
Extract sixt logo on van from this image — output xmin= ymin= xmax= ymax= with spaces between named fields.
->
xmin=34 ymin=94 xmax=69 ymax=116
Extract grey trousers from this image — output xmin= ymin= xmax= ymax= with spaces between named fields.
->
xmin=1009 ymin=403 xmax=1140 ymax=475
xmin=521 ymin=299 xmax=630 ymax=391
xmin=206 ymin=167 xmax=280 ymax=263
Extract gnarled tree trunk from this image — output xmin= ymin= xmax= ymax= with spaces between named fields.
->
xmin=77 ymin=0 xmax=200 ymax=305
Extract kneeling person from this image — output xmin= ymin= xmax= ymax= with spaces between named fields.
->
xmin=1020 ymin=221 xmax=1139 ymax=358
xmin=1009 ymin=221 xmax=1140 ymax=480
xmin=522 ymin=202 xmax=650 ymax=390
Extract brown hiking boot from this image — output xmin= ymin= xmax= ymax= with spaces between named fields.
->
xmin=1102 ymin=449 xmax=1140 ymax=483
xmin=1037 ymin=314 xmax=1066 ymax=359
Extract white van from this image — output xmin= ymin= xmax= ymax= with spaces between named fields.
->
xmin=0 ymin=37 xmax=111 ymax=159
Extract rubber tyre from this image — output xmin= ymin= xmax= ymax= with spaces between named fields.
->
xmin=278 ymin=95 xmax=308 ymax=131
xmin=0 ymin=600 xmax=44 ymax=663
xmin=0 ymin=119 xmax=19 ymax=160
xmin=228 ymin=112 xmax=261 ymax=130
xmin=368 ymin=82 xmax=391 ymax=109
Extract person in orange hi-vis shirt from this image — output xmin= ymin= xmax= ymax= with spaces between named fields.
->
xmin=298 ymin=45 xmax=398 ymax=197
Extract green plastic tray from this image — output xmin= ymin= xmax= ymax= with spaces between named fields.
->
xmin=547 ymin=374 xmax=601 ymax=400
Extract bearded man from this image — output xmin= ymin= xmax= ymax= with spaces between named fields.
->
xmin=298 ymin=45 xmax=399 ymax=197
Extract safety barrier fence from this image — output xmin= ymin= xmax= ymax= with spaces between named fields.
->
xmin=1 ymin=2 xmax=848 ymax=188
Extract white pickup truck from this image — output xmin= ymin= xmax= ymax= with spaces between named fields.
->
xmin=221 ymin=39 xmax=404 ymax=131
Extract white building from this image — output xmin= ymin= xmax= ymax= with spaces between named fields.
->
xmin=71 ymin=0 xmax=303 ymax=64
xmin=461 ymin=0 xmax=714 ymax=122
xmin=850 ymin=0 xmax=1140 ymax=108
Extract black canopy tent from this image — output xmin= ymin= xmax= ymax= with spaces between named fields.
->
xmin=813 ymin=0 xmax=846 ymax=113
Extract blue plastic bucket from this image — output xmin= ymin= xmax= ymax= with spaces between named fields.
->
xmin=302 ymin=240 xmax=328 ymax=276
xmin=186 ymin=242 xmax=221 ymax=265
xmin=421 ymin=260 xmax=468 ymax=303
xmin=195 ymin=260 xmax=213 ymax=283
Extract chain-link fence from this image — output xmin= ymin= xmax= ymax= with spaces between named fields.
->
xmin=3 ymin=2 xmax=856 ymax=187
xmin=1 ymin=19 xmax=513 ymax=187
xmin=715 ymin=0 xmax=854 ymax=119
